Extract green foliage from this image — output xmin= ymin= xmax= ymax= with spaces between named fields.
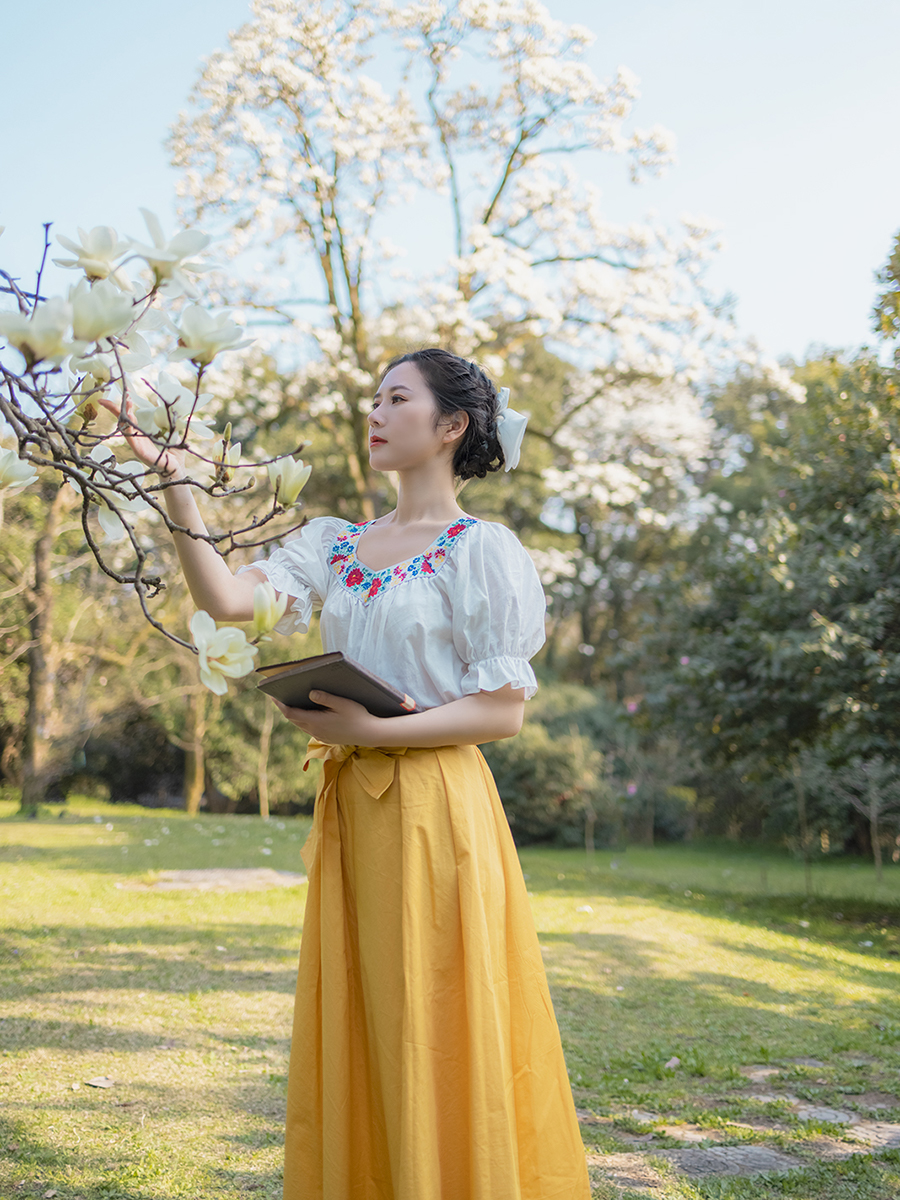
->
xmin=482 ymin=685 xmax=705 ymax=846
xmin=644 ymin=354 xmax=900 ymax=797
xmin=481 ymin=719 xmax=608 ymax=845
xmin=873 ymin=226 xmax=900 ymax=350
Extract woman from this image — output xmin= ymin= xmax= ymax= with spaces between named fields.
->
xmin=118 ymin=349 xmax=590 ymax=1199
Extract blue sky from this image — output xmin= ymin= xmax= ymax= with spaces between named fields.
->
xmin=2 ymin=0 xmax=899 ymax=361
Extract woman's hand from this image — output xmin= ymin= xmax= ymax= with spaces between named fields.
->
xmin=97 ymin=393 xmax=186 ymax=480
xmin=272 ymin=691 xmax=382 ymax=746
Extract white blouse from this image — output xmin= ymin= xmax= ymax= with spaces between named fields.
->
xmin=238 ymin=515 xmax=547 ymax=710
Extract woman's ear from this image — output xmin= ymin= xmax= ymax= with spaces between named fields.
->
xmin=442 ymin=410 xmax=469 ymax=446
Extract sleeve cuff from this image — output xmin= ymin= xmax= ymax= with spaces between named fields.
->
xmin=235 ymin=562 xmax=313 ymax=635
xmin=460 ymin=655 xmax=538 ymax=700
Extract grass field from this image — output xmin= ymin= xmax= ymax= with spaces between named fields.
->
xmin=2 ymin=795 xmax=900 ymax=1199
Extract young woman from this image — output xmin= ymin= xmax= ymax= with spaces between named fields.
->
xmin=117 ymin=348 xmax=590 ymax=1199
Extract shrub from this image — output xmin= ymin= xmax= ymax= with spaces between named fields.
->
xmin=481 ymin=719 xmax=616 ymax=846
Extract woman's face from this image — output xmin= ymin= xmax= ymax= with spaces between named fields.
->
xmin=368 ymin=361 xmax=464 ymax=473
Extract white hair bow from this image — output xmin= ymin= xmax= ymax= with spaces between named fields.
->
xmin=496 ymin=387 xmax=528 ymax=471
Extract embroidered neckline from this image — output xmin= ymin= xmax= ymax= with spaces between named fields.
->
xmin=329 ymin=517 xmax=478 ymax=604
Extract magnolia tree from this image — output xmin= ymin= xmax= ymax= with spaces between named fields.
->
xmin=0 ymin=214 xmax=312 ymax=696
xmin=170 ymin=0 xmax=740 ymax=524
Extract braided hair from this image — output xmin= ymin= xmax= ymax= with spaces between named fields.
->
xmin=381 ymin=348 xmax=505 ymax=480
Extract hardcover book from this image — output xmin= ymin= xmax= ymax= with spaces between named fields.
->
xmin=255 ymin=651 xmax=421 ymax=718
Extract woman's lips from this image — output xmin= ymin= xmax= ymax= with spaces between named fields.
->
xmin=369 ymin=436 xmax=386 ymax=446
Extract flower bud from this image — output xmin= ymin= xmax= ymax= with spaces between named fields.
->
xmin=252 ymin=581 xmax=289 ymax=640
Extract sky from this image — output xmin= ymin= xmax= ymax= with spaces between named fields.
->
xmin=2 ymin=0 xmax=899 ymax=363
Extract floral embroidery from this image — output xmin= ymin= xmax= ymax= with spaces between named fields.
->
xmin=329 ymin=517 xmax=478 ymax=604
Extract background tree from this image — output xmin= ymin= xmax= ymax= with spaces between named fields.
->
xmin=642 ymin=351 xmax=900 ymax=851
xmin=170 ymin=0 xmax=728 ymax=527
xmin=873 ymin=225 xmax=900 ymax=354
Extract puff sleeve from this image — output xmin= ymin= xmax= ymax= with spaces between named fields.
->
xmin=236 ymin=516 xmax=343 ymax=635
xmin=446 ymin=522 xmax=546 ymax=700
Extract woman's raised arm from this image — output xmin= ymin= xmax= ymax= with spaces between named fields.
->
xmin=162 ymin=476 xmax=266 ymax=622
xmin=100 ymin=393 xmax=270 ymax=622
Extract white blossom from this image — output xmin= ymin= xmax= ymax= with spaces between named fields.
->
xmin=54 ymin=226 xmax=132 ymax=289
xmin=81 ymin=447 xmax=152 ymax=542
xmin=0 ymin=298 xmax=86 ymax=366
xmin=169 ymin=305 xmax=252 ymax=367
xmin=213 ymin=435 xmax=242 ymax=484
xmin=252 ymin=580 xmax=288 ymax=640
xmin=69 ymin=279 xmax=135 ymax=343
xmin=0 ymin=447 xmax=39 ymax=491
xmin=190 ymin=609 xmax=258 ymax=694
xmin=132 ymin=371 xmax=217 ymax=440
xmin=128 ymin=209 xmax=210 ymax=298
xmin=267 ymin=455 xmax=311 ymax=505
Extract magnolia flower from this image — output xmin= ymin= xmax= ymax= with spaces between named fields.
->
xmin=252 ymin=580 xmax=289 ymax=640
xmin=70 ymin=279 xmax=135 ymax=343
xmin=71 ymin=328 xmax=152 ymax=390
xmin=214 ymin=431 xmax=242 ymax=485
xmin=53 ymin=226 xmax=132 ymax=288
xmin=82 ymin=447 xmax=151 ymax=541
xmin=128 ymin=209 xmax=210 ymax=298
xmin=132 ymin=371 xmax=216 ymax=440
xmin=169 ymin=305 xmax=253 ymax=367
xmin=190 ymin=609 xmax=258 ymax=695
xmin=267 ymin=455 xmax=311 ymax=505
xmin=0 ymin=446 xmax=39 ymax=491
xmin=72 ymin=351 xmax=115 ymax=386
xmin=0 ymin=298 xmax=86 ymax=367
xmin=77 ymin=452 xmax=149 ymax=541
xmin=67 ymin=378 xmax=104 ymax=427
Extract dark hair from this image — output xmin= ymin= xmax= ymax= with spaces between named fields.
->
xmin=381 ymin=348 xmax=505 ymax=480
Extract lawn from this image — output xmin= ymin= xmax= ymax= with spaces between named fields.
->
xmin=2 ymin=795 xmax=900 ymax=1199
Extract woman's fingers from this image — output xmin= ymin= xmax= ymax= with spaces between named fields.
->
xmin=270 ymin=692 xmax=376 ymax=744
xmin=93 ymin=394 xmax=181 ymax=475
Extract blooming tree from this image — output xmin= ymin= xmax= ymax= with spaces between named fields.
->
xmin=0 ymin=215 xmax=312 ymax=698
xmin=169 ymin=0 xmax=734 ymax=523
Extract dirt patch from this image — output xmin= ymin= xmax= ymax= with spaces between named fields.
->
xmin=851 ymin=1091 xmax=900 ymax=1111
xmin=849 ymin=1122 xmax=900 ymax=1149
xmin=117 ymin=868 xmax=308 ymax=891
xmin=587 ymin=1152 xmax=667 ymax=1194
xmin=738 ymin=1064 xmax=781 ymax=1082
xmin=658 ymin=1124 xmax=726 ymax=1144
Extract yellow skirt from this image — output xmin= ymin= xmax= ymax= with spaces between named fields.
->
xmin=284 ymin=741 xmax=590 ymax=1200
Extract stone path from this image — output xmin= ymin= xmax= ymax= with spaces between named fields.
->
xmin=581 ymin=1075 xmax=900 ymax=1194
xmin=117 ymin=867 xmax=307 ymax=891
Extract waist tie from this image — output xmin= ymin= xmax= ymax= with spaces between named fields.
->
xmin=300 ymin=739 xmax=410 ymax=874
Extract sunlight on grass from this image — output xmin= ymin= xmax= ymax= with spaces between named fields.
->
xmin=2 ymin=799 xmax=900 ymax=1199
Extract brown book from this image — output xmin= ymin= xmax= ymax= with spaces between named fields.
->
xmin=255 ymin=651 xmax=421 ymax=717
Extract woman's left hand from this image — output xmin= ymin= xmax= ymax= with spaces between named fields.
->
xmin=272 ymin=691 xmax=382 ymax=746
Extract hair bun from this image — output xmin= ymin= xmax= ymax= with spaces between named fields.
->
xmin=382 ymin=348 xmax=505 ymax=480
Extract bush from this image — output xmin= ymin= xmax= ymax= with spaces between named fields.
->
xmin=481 ymin=718 xmax=616 ymax=846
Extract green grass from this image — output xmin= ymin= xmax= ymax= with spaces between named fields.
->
xmin=2 ymin=796 xmax=900 ymax=1199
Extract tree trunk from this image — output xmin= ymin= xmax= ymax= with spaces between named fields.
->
xmin=19 ymin=486 xmax=67 ymax=814
xmin=584 ymin=801 xmax=596 ymax=857
xmin=793 ymin=757 xmax=812 ymax=896
xmin=258 ymin=700 xmax=274 ymax=821
xmin=869 ymin=796 xmax=883 ymax=884
xmin=183 ymin=689 xmax=207 ymax=815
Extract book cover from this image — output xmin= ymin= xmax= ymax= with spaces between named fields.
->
xmin=255 ymin=651 xmax=421 ymax=718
